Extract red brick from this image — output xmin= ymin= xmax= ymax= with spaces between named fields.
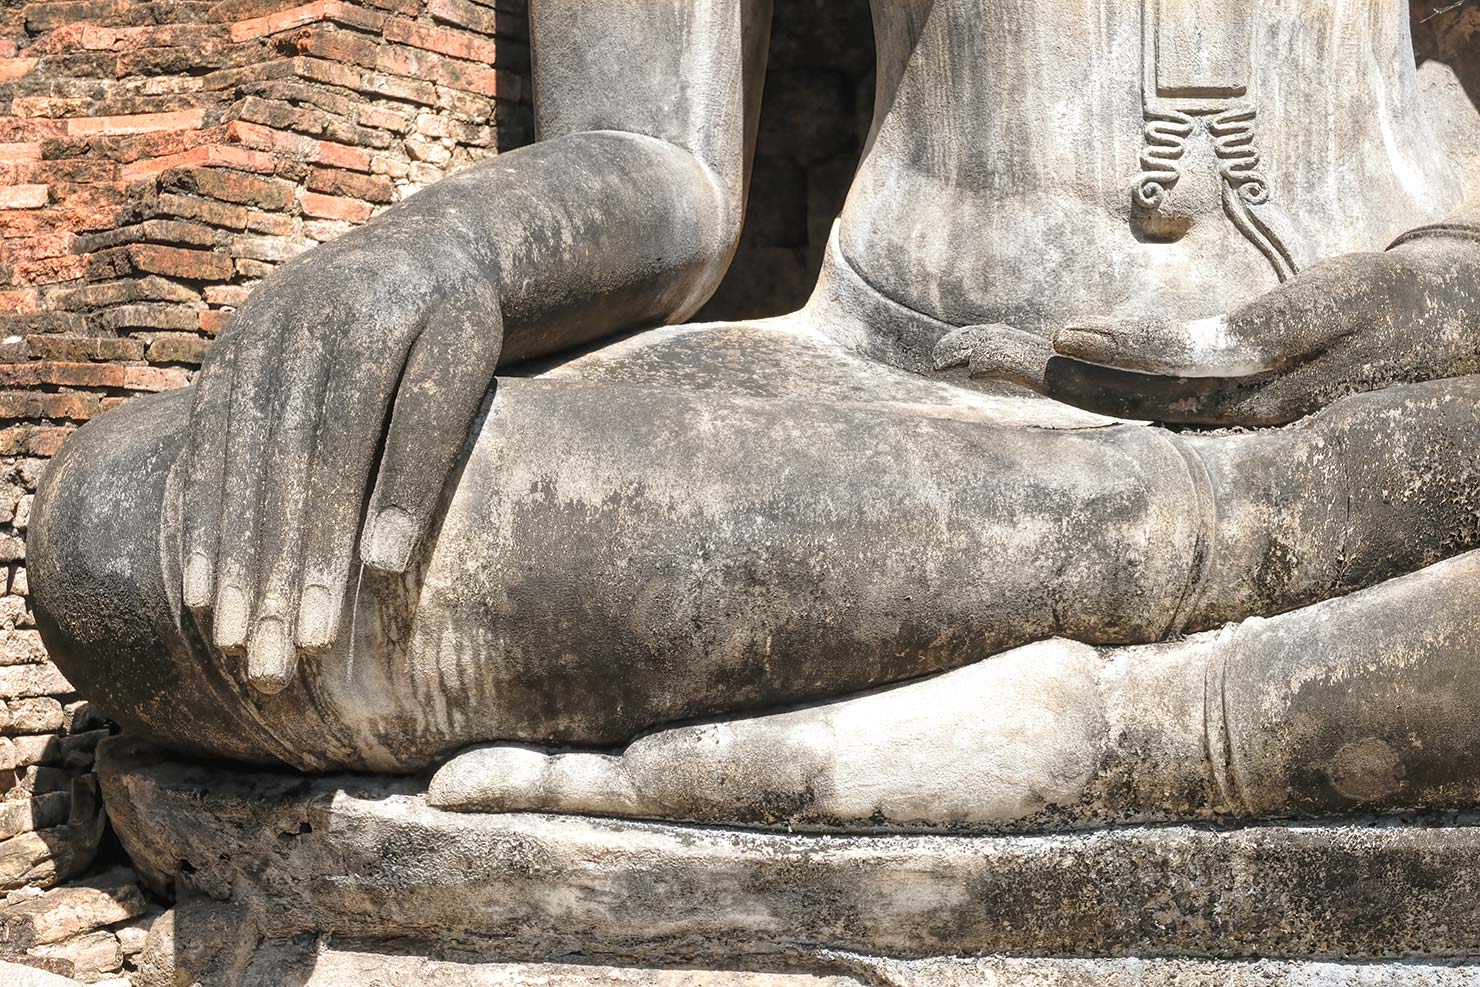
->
xmin=288 ymin=25 xmax=379 ymax=69
xmin=298 ymin=190 xmax=371 ymax=223
xmin=0 ymin=60 xmax=37 ymax=83
xmin=120 ymin=143 xmax=276 ymax=181
xmin=11 ymin=255 xmax=88 ymax=286
xmin=0 ymin=392 xmax=102 ymax=422
xmin=0 ymin=144 xmax=42 ymax=164
xmin=17 ymin=159 xmax=120 ymax=185
xmin=24 ymin=0 xmax=134 ymax=32
xmin=307 ymin=165 xmax=393 ymax=202
xmin=127 ymin=244 xmax=235 ymax=281
xmin=0 ymin=363 xmax=126 ymax=389
xmin=66 ymin=110 xmax=208 ymax=138
xmin=0 ymin=187 xmax=48 ymax=210
xmin=382 ymin=17 xmax=496 ymax=64
xmin=162 ymin=165 xmax=296 ymax=211
xmin=356 ymin=105 xmax=410 ymax=133
xmin=230 ymin=0 xmax=384 ymax=41
xmin=427 ymin=0 xmax=499 ymax=36
xmin=0 ymin=292 xmax=38 ymax=316
xmin=0 ymin=425 xmax=74 ymax=458
xmin=375 ymin=44 xmax=500 ymax=98
xmin=1 ymin=232 xmax=77 ymax=265
xmin=198 ymin=309 xmax=231 ymax=334
xmin=154 ymin=192 xmax=249 ymax=230
xmin=146 ymin=335 xmax=211 ymax=364
xmin=123 ymin=365 xmax=189 ymax=391
xmin=224 ymin=120 xmax=371 ymax=172
xmin=23 ymin=336 xmax=146 ymax=362
xmin=0 ymin=120 xmax=65 ymax=144
xmin=79 ymin=23 xmax=227 ymax=51
xmin=204 ymin=285 xmax=250 ymax=306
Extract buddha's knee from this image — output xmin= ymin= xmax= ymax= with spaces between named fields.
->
xmin=30 ymin=390 xmax=288 ymax=766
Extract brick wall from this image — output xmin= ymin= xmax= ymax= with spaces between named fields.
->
xmin=0 ymin=0 xmax=528 ymax=980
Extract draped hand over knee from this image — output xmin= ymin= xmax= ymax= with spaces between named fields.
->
xmin=937 ymin=209 xmax=1480 ymax=426
xmin=180 ymin=214 xmax=505 ymax=694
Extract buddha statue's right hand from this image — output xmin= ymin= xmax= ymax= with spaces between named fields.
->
xmin=178 ymin=211 xmax=504 ymax=694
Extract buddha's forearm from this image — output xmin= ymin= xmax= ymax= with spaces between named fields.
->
xmin=370 ymin=130 xmax=739 ymax=364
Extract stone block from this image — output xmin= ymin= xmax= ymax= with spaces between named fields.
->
xmin=0 ymin=794 xmax=70 ymax=842
xmin=0 ymin=869 xmax=145 ymax=948
xmin=29 ymin=929 xmax=123 ymax=982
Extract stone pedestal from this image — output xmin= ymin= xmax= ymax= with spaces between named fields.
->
xmin=97 ymin=739 xmax=1480 ymax=986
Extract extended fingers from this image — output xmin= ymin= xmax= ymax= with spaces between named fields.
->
xmin=1054 ymin=253 xmax=1401 ymax=378
xmin=362 ymin=280 xmax=503 ymax=573
xmin=242 ymin=316 xmax=337 ymax=694
xmin=181 ymin=335 xmax=237 ymax=612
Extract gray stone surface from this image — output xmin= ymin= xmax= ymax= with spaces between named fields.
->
xmin=100 ymin=740 xmax=1480 ymax=967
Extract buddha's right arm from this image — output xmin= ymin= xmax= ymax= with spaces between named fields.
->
xmin=175 ymin=0 xmax=775 ymax=692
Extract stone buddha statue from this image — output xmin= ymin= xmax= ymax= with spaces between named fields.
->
xmin=27 ymin=0 xmax=1480 ymax=838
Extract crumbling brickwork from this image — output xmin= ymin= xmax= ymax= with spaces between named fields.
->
xmin=0 ymin=0 xmax=528 ymax=979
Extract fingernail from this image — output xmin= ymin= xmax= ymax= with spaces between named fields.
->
xmin=362 ymin=507 xmax=417 ymax=572
xmin=296 ymin=584 xmax=337 ymax=650
xmin=247 ymin=616 xmax=295 ymax=695
xmin=183 ymin=552 xmax=212 ymax=610
xmin=214 ymin=584 xmax=249 ymax=651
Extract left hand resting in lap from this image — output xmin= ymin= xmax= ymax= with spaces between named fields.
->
xmin=936 ymin=235 xmax=1480 ymax=427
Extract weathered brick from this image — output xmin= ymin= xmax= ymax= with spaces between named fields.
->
xmin=11 ymin=254 xmax=89 ymax=286
xmin=0 ymin=628 xmax=44 ymax=667
xmin=5 ymin=698 xmax=64 ymax=734
xmin=95 ymin=303 xmax=201 ymax=332
xmin=0 ymin=291 xmax=39 ymax=316
xmin=123 ymin=365 xmax=189 ymax=391
xmin=65 ymin=109 xmax=207 ymax=138
xmin=0 ymin=186 xmax=49 ymax=210
xmin=231 ymin=0 xmax=384 ymax=42
xmin=120 ymin=142 xmax=276 ymax=181
xmin=45 ymin=276 xmax=199 ymax=311
xmin=0 ymin=426 xmax=72 ymax=458
xmin=383 ymin=17 xmax=496 ymax=64
xmin=204 ymin=284 xmax=251 ymax=306
xmin=0 ymin=362 xmax=126 ymax=389
xmin=0 ymin=662 xmax=70 ymax=699
xmin=127 ymin=243 xmax=235 ymax=281
xmin=0 ymin=392 xmax=102 ymax=422
xmin=0 ymin=59 xmax=38 ymax=83
xmin=16 ymin=335 xmax=144 ymax=362
xmin=297 ymin=190 xmax=371 ymax=223
xmin=145 ymin=335 xmax=210 ymax=364
xmin=24 ymin=0 xmax=133 ymax=32
xmin=228 ymin=232 xmax=311 ymax=261
xmin=0 ymin=793 xmax=70 ymax=842
xmin=154 ymin=191 xmax=249 ymax=229
xmin=161 ymin=165 xmax=296 ymax=211
xmin=307 ymin=165 xmax=393 ymax=202
xmin=0 ymin=144 xmax=43 ymax=164
xmin=198 ymin=309 xmax=231 ymax=334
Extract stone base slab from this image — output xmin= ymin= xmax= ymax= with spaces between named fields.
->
xmin=97 ymin=739 xmax=1480 ymax=982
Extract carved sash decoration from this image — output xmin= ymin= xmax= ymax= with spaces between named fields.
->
xmin=1131 ymin=0 xmax=1299 ymax=281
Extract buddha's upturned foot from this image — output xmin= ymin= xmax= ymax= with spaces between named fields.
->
xmin=430 ymin=547 xmax=1480 ymax=831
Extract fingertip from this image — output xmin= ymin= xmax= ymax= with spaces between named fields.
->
xmin=183 ymin=551 xmax=214 ymax=612
xmin=360 ymin=506 xmax=419 ymax=573
xmin=1052 ymin=323 xmax=1123 ymax=366
xmin=294 ymin=583 xmax=340 ymax=652
xmin=213 ymin=583 xmax=250 ymax=653
xmin=246 ymin=616 xmax=296 ymax=695
xmin=966 ymin=326 xmax=1054 ymax=391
